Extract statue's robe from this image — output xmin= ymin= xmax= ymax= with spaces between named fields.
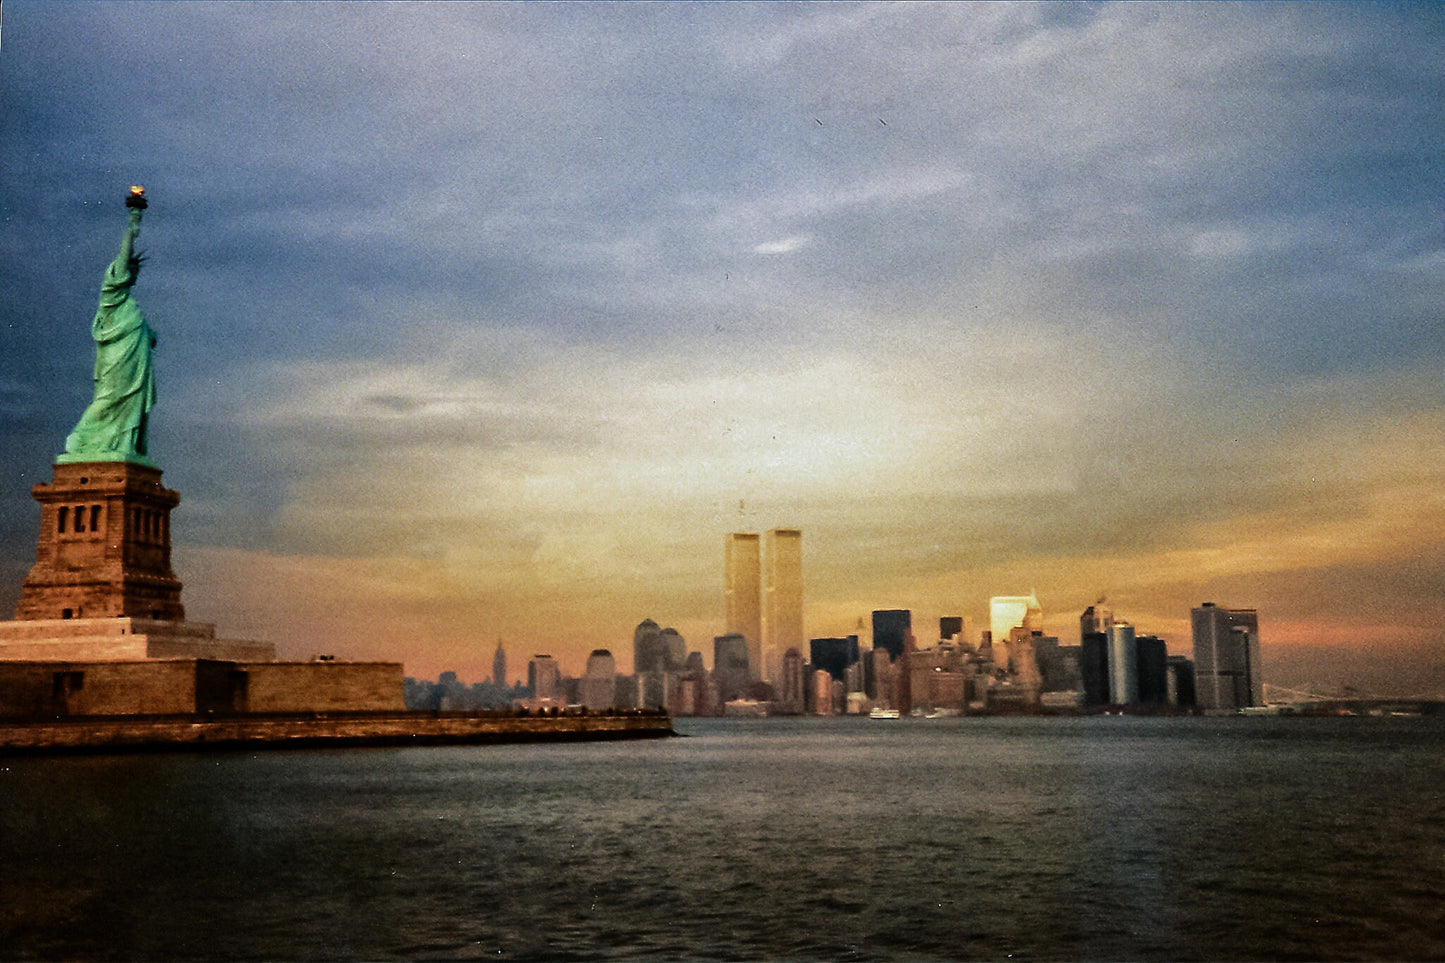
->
xmin=64 ymin=215 xmax=157 ymax=461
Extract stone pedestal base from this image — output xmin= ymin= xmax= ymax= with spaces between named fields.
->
xmin=15 ymin=461 xmax=184 ymax=621
xmin=0 ymin=617 xmax=276 ymax=662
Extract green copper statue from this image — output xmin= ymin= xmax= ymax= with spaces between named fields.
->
xmin=59 ymin=187 xmax=158 ymax=467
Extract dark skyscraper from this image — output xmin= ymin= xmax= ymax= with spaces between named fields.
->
xmin=660 ymin=626 xmax=687 ymax=671
xmin=939 ymin=616 xmax=963 ymax=641
xmin=634 ymin=619 xmax=667 ymax=674
xmin=809 ymin=636 xmax=860 ymax=682
xmin=872 ymin=609 xmax=911 ymax=661
xmin=1080 ymin=633 xmax=1110 ymax=706
xmin=1192 ymin=603 xmax=1262 ymax=709
xmin=1080 ymin=601 xmax=1113 ymax=639
xmin=1135 ymin=634 xmax=1169 ymax=705
xmin=713 ymin=632 xmax=749 ymax=702
xmin=1168 ymin=655 xmax=1197 ymax=707
xmin=1034 ymin=635 xmax=1078 ymax=692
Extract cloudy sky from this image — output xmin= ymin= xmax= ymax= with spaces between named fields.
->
xmin=1 ymin=2 xmax=1440 ymax=694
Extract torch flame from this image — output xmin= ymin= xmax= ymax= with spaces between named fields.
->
xmin=129 ymin=185 xmax=145 ymax=196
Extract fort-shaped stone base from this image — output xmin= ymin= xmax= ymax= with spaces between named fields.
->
xmin=0 ymin=657 xmax=404 ymax=720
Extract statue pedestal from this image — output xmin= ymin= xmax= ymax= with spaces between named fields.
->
xmin=14 ymin=461 xmax=184 ymax=621
xmin=4 ymin=460 xmax=279 ymax=665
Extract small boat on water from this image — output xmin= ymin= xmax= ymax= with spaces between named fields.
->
xmin=868 ymin=707 xmax=901 ymax=720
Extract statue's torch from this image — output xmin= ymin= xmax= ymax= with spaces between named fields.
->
xmin=125 ymin=185 xmax=148 ymax=210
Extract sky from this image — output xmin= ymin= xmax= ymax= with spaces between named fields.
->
xmin=1 ymin=2 xmax=1441 ymax=696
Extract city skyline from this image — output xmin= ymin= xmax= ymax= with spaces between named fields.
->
xmin=447 ymin=593 xmax=1243 ymax=685
xmin=1 ymin=4 xmax=1441 ymax=697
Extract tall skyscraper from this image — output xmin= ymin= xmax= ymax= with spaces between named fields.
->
xmin=764 ymin=528 xmax=803 ymax=677
xmin=1079 ymin=601 xmax=1112 ymax=706
xmin=870 ymin=646 xmax=898 ymax=706
xmin=725 ymin=533 xmax=762 ymax=682
xmin=871 ymin=609 xmax=911 ymax=661
xmin=1032 ymin=635 xmax=1075 ymax=692
xmin=713 ymin=632 xmax=750 ymax=702
xmin=1135 ymin=634 xmax=1169 ymax=705
xmin=527 ymin=654 xmax=561 ymax=703
xmin=991 ymin=591 xmax=1042 ymax=648
xmin=581 ymin=649 xmax=616 ymax=711
xmin=1192 ymin=603 xmax=1262 ymax=709
xmin=1107 ymin=621 xmax=1138 ymax=704
xmin=1168 ymin=655 xmax=1197 ymax=707
xmin=660 ymin=627 xmax=687 ymax=670
xmin=1079 ymin=633 xmax=1110 ymax=706
xmin=939 ymin=616 xmax=964 ymax=641
xmin=810 ymin=668 xmax=834 ymax=715
xmin=780 ymin=646 xmax=805 ymax=714
xmin=634 ymin=619 xmax=667 ymax=675
xmin=809 ymin=636 xmax=860 ymax=682
xmin=1080 ymin=599 xmax=1113 ymax=639
xmin=492 ymin=641 xmax=507 ymax=688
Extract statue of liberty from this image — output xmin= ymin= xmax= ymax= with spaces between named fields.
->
xmin=60 ymin=187 xmax=159 ymax=467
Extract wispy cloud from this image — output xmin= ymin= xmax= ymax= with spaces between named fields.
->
xmin=753 ymin=236 xmax=810 ymax=256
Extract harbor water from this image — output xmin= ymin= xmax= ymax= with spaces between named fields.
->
xmin=2 ymin=715 xmax=1442 ymax=961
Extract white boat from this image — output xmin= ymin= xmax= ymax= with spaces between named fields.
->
xmin=868 ymin=707 xmax=901 ymax=719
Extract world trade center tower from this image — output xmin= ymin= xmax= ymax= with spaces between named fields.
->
xmin=725 ymin=533 xmax=762 ymax=682
xmin=764 ymin=528 xmax=804 ymax=680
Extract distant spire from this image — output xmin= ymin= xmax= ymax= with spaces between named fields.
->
xmin=491 ymin=638 xmax=507 ymax=687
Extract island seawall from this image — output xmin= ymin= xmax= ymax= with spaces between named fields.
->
xmin=0 ymin=710 xmax=676 ymax=756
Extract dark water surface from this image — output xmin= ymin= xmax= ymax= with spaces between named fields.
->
xmin=2 ymin=716 xmax=1442 ymax=961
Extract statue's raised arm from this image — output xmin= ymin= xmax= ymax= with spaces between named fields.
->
xmin=59 ymin=187 xmax=160 ymax=467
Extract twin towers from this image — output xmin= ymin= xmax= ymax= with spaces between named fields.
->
xmin=724 ymin=529 xmax=802 ymax=684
